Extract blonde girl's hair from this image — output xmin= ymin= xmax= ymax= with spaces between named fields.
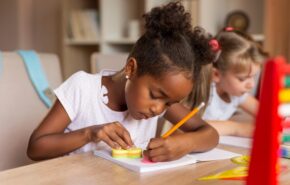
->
xmin=214 ymin=29 xmax=269 ymax=74
xmin=183 ymin=63 xmax=212 ymax=115
xmin=184 ymin=28 xmax=269 ymax=116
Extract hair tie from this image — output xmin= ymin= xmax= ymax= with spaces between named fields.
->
xmin=209 ymin=39 xmax=221 ymax=63
xmin=224 ymin=27 xmax=234 ymax=31
xmin=209 ymin=39 xmax=220 ymax=52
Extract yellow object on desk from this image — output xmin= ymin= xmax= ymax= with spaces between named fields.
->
xmin=112 ymin=147 xmax=142 ymax=159
xmin=231 ymin=155 xmax=250 ymax=165
xmin=198 ymin=166 xmax=248 ymax=180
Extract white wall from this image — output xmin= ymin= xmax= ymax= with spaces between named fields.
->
xmin=0 ymin=0 xmax=61 ymax=55
xmin=198 ymin=0 xmax=264 ymax=35
xmin=0 ymin=0 xmax=19 ymax=50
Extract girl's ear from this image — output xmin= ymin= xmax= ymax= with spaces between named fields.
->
xmin=212 ymin=68 xmax=221 ymax=83
xmin=125 ymin=57 xmax=138 ymax=78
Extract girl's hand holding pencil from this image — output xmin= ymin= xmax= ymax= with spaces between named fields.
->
xmin=144 ymin=102 xmax=205 ymax=162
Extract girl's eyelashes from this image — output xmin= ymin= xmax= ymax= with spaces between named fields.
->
xmin=149 ymin=91 xmax=158 ymax=99
xmin=237 ymin=75 xmax=255 ymax=82
xmin=165 ymin=100 xmax=179 ymax=107
xmin=165 ymin=102 xmax=173 ymax=107
xmin=149 ymin=90 xmax=178 ymax=106
xmin=236 ymin=75 xmax=248 ymax=82
xmin=238 ymin=77 xmax=247 ymax=82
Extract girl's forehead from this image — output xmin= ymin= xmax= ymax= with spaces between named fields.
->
xmin=228 ymin=63 xmax=260 ymax=76
xmin=229 ymin=60 xmax=260 ymax=73
xmin=148 ymin=72 xmax=193 ymax=99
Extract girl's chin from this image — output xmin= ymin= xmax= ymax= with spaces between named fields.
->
xmin=130 ymin=112 xmax=144 ymax=120
xmin=231 ymin=91 xmax=246 ymax=97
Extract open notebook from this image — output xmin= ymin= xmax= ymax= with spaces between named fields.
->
xmin=94 ymin=150 xmax=196 ymax=173
xmin=94 ymin=148 xmax=240 ymax=173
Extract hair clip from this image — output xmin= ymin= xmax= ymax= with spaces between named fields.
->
xmin=224 ymin=27 xmax=234 ymax=31
xmin=209 ymin=39 xmax=221 ymax=63
xmin=209 ymin=39 xmax=220 ymax=52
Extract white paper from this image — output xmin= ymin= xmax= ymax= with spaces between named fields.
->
xmin=94 ymin=148 xmax=241 ymax=173
xmin=94 ymin=150 xmax=196 ymax=173
xmin=189 ymin=148 xmax=241 ymax=161
xmin=219 ymin=136 xmax=252 ymax=149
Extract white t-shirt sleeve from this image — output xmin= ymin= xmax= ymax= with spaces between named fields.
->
xmin=54 ymin=71 xmax=87 ymax=121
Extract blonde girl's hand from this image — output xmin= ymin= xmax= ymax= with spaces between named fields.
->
xmin=90 ymin=122 xmax=134 ymax=149
xmin=143 ymin=135 xmax=189 ymax=162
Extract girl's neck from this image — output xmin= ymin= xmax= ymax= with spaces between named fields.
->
xmin=215 ymin=83 xmax=231 ymax=103
xmin=102 ymin=71 xmax=128 ymax=111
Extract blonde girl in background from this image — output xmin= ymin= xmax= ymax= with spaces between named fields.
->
xmin=198 ymin=27 xmax=269 ymax=137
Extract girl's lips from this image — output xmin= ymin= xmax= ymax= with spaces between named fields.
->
xmin=135 ymin=113 xmax=146 ymax=119
xmin=139 ymin=113 xmax=151 ymax=119
xmin=142 ymin=113 xmax=149 ymax=119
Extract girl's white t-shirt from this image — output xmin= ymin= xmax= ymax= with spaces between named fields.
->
xmin=54 ymin=70 xmax=158 ymax=154
xmin=202 ymin=83 xmax=248 ymax=121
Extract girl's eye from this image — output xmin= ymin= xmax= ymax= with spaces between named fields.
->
xmin=165 ymin=101 xmax=177 ymax=107
xmin=238 ymin=77 xmax=247 ymax=82
xmin=149 ymin=91 xmax=157 ymax=99
xmin=165 ymin=102 xmax=172 ymax=107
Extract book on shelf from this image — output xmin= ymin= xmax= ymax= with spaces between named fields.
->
xmin=68 ymin=9 xmax=99 ymax=41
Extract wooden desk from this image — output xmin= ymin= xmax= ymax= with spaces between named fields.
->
xmin=0 ymin=145 xmax=289 ymax=185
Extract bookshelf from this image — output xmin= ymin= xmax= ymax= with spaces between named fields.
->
xmin=61 ymin=0 xmax=264 ymax=79
xmin=61 ymin=0 xmax=198 ymax=79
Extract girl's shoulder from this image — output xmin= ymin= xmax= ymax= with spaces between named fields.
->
xmin=57 ymin=71 xmax=102 ymax=96
xmin=66 ymin=71 xmax=102 ymax=86
xmin=70 ymin=71 xmax=100 ymax=80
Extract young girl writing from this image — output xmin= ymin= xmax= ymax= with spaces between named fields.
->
xmin=200 ymin=27 xmax=268 ymax=137
xmin=27 ymin=2 xmax=218 ymax=162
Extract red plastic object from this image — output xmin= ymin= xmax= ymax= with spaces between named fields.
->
xmin=246 ymin=57 xmax=290 ymax=185
xmin=282 ymin=118 xmax=290 ymax=128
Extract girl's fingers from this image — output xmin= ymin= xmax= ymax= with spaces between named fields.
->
xmin=116 ymin=128 xmax=134 ymax=147
xmin=107 ymin=131 xmax=129 ymax=149
xmin=96 ymin=122 xmax=134 ymax=149
xmin=101 ymin=133 xmax=121 ymax=149
xmin=147 ymin=147 xmax=167 ymax=158
xmin=151 ymin=154 xmax=168 ymax=162
xmin=147 ymin=138 xmax=164 ymax=150
xmin=114 ymin=123 xmax=134 ymax=147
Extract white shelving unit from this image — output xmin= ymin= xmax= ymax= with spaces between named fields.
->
xmin=61 ymin=0 xmax=199 ymax=78
xmin=61 ymin=0 xmax=264 ymax=78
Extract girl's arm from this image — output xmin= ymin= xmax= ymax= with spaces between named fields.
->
xmin=206 ymin=95 xmax=258 ymax=137
xmin=206 ymin=120 xmax=254 ymax=137
xmin=145 ymin=103 xmax=219 ymax=162
xmin=239 ymin=95 xmax=259 ymax=116
xmin=27 ymin=99 xmax=133 ymax=160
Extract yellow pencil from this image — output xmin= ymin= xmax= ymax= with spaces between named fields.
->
xmin=162 ymin=102 xmax=205 ymax=138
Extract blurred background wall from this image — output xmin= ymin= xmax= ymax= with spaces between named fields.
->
xmin=0 ymin=0 xmax=61 ymax=55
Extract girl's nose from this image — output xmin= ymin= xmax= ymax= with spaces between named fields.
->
xmin=150 ymin=102 xmax=165 ymax=116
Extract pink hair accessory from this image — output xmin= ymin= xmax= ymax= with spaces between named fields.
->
xmin=209 ymin=39 xmax=220 ymax=52
xmin=209 ymin=39 xmax=221 ymax=63
xmin=225 ymin=27 xmax=234 ymax=31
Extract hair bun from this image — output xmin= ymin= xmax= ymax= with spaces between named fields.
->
xmin=189 ymin=27 xmax=216 ymax=66
xmin=143 ymin=2 xmax=192 ymax=37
